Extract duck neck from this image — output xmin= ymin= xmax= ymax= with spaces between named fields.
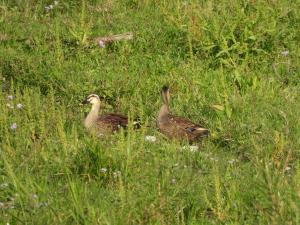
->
xmin=158 ymin=104 xmax=169 ymax=123
xmin=84 ymin=102 xmax=100 ymax=129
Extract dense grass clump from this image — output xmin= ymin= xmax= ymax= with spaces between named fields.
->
xmin=1 ymin=0 xmax=299 ymax=224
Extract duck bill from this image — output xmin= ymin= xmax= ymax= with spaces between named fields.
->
xmin=81 ymin=98 xmax=89 ymax=104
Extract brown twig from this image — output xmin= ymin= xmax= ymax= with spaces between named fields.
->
xmin=94 ymin=32 xmax=133 ymax=47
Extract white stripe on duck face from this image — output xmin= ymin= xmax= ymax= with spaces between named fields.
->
xmin=87 ymin=94 xmax=100 ymax=101
xmin=87 ymin=94 xmax=99 ymax=98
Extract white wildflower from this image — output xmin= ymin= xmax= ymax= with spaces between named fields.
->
xmin=145 ymin=135 xmax=156 ymax=142
xmin=10 ymin=123 xmax=17 ymax=130
xmin=171 ymin=178 xmax=176 ymax=184
xmin=31 ymin=194 xmax=38 ymax=199
xmin=16 ymin=103 xmax=23 ymax=109
xmin=113 ymin=171 xmax=121 ymax=178
xmin=54 ymin=1 xmax=59 ymax=5
xmin=100 ymin=168 xmax=107 ymax=173
xmin=281 ymin=50 xmax=289 ymax=57
xmin=7 ymin=95 xmax=13 ymax=100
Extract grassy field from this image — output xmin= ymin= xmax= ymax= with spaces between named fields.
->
xmin=0 ymin=0 xmax=300 ymax=224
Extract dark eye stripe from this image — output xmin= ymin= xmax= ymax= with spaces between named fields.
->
xmin=87 ymin=94 xmax=99 ymax=101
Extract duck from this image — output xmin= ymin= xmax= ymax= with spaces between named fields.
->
xmin=82 ymin=94 xmax=138 ymax=137
xmin=157 ymin=86 xmax=209 ymax=143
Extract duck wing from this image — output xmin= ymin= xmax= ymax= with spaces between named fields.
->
xmin=169 ymin=115 xmax=209 ymax=136
xmin=98 ymin=113 xmax=128 ymax=129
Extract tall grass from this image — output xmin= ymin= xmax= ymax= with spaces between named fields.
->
xmin=1 ymin=0 xmax=299 ymax=224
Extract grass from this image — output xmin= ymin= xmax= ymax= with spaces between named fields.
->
xmin=0 ymin=0 xmax=299 ymax=224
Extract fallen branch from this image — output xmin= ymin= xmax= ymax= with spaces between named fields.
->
xmin=94 ymin=32 xmax=133 ymax=48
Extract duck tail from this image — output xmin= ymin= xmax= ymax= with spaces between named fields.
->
xmin=194 ymin=127 xmax=209 ymax=137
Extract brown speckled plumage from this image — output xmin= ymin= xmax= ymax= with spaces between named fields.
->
xmin=83 ymin=94 xmax=131 ymax=137
xmin=157 ymin=86 xmax=209 ymax=143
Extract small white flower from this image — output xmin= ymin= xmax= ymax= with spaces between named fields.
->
xmin=54 ymin=1 xmax=59 ymax=5
xmin=10 ymin=123 xmax=17 ymax=130
xmin=100 ymin=168 xmax=107 ymax=173
xmin=7 ymin=95 xmax=13 ymax=100
xmin=31 ymin=194 xmax=38 ymax=199
xmin=145 ymin=135 xmax=156 ymax=142
xmin=113 ymin=171 xmax=121 ymax=178
xmin=0 ymin=202 xmax=4 ymax=208
xmin=6 ymin=103 xmax=14 ymax=109
xmin=49 ymin=4 xmax=54 ymax=9
xmin=98 ymin=40 xmax=106 ymax=48
xmin=16 ymin=103 xmax=23 ymax=109
xmin=189 ymin=145 xmax=199 ymax=152
xmin=281 ymin=50 xmax=289 ymax=57
xmin=171 ymin=178 xmax=176 ymax=184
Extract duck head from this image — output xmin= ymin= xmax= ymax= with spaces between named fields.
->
xmin=82 ymin=94 xmax=101 ymax=105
